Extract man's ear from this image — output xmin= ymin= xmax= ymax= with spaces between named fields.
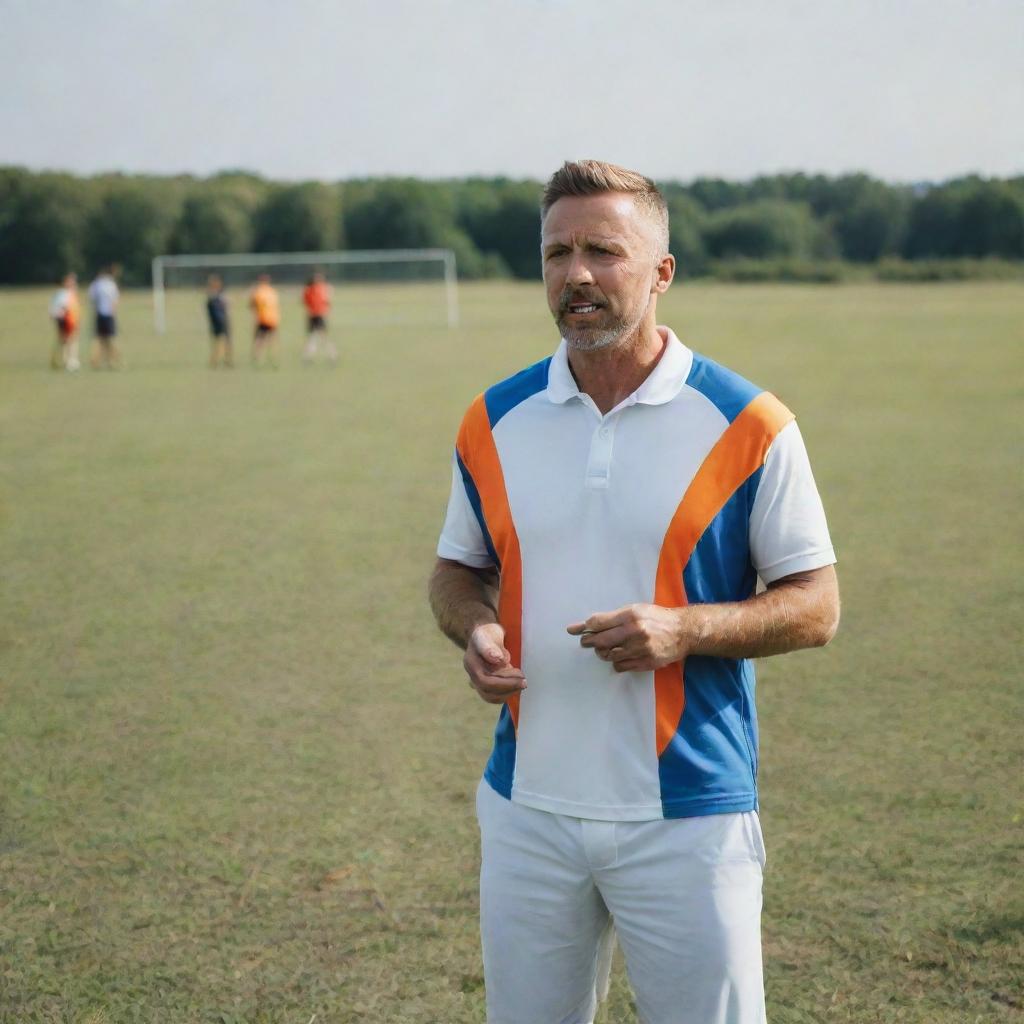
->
xmin=653 ymin=253 xmax=676 ymax=294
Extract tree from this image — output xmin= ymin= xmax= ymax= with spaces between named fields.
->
xmin=952 ymin=179 xmax=1024 ymax=258
xmin=344 ymin=179 xmax=489 ymax=278
xmin=169 ymin=181 xmax=262 ymax=254
xmin=903 ymin=187 xmax=962 ymax=258
xmin=832 ymin=178 xmax=911 ymax=262
xmin=0 ymin=169 xmax=94 ymax=284
xmin=83 ymin=179 xmax=180 ymax=285
xmin=458 ymin=180 xmax=540 ymax=279
xmin=665 ymin=194 xmax=708 ymax=275
xmin=252 ymin=182 xmax=340 ymax=252
xmin=702 ymin=200 xmax=828 ymax=261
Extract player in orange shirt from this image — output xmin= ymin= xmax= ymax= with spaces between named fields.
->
xmin=301 ymin=271 xmax=336 ymax=364
xmin=248 ymin=273 xmax=280 ymax=369
xmin=49 ymin=272 xmax=81 ymax=372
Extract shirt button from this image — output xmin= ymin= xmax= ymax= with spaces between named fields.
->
xmin=599 ymin=427 xmax=610 ymax=438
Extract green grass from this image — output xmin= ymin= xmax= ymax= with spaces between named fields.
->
xmin=1 ymin=281 xmax=1022 ymax=1023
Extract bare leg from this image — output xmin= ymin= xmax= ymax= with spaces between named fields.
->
xmin=323 ymin=332 xmax=338 ymax=364
xmin=303 ymin=331 xmax=318 ymax=363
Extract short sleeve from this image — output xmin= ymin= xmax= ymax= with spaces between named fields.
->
xmin=436 ymin=452 xmax=495 ymax=569
xmin=749 ymin=421 xmax=836 ymax=584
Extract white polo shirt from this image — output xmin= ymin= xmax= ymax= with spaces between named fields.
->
xmin=438 ymin=328 xmax=835 ymax=821
xmin=89 ymin=275 xmax=119 ymax=316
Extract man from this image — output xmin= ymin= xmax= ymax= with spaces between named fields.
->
xmin=88 ymin=265 xmax=122 ymax=369
xmin=428 ymin=160 xmax=839 ymax=1024
xmin=301 ymin=270 xmax=337 ymax=364
xmin=248 ymin=273 xmax=280 ymax=368
xmin=48 ymin=272 xmax=80 ymax=371
xmin=205 ymin=274 xmax=233 ymax=368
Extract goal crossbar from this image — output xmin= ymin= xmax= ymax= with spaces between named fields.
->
xmin=151 ymin=248 xmax=459 ymax=332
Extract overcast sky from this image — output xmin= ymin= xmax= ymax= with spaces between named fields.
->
xmin=2 ymin=0 xmax=1021 ymax=184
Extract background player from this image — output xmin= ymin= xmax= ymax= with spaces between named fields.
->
xmin=48 ymin=272 xmax=81 ymax=371
xmin=205 ymin=274 xmax=232 ymax=368
xmin=301 ymin=271 xmax=336 ymax=364
xmin=248 ymin=273 xmax=280 ymax=369
xmin=88 ymin=265 xmax=122 ymax=369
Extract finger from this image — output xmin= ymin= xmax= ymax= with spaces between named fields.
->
xmin=475 ymin=689 xmax=514 ymax=705
xmin=470 ymin=634 xmax=511 ymax=667
xmin=473 ymin=674 xmax=527 ymax=697
xmin=577 ymin=606 xmax=634 ymax=634
xmin=468 ymin=660 xmax=526 ymax=686
xmin=473 ymin=618 xmax=516 ymax=667
xmin=477 ymin=642 xmax=510 ymax=667
xmin=466 ymin=648 xmax=521 ymax=680
xmin=581 ymin=626 xmax=630 ymax=651
xmin=613 ymin=658 xmax=652 ymax=673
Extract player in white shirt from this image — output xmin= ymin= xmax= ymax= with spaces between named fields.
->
xmin=48 ymin=272 xmax=81 ymax=372
xmin=88 ymin=265 xmax=122 ymax=370
xmin=429 ymin=160 xmax=840 ymax=1024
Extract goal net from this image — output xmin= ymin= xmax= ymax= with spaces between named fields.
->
xmin=151 ymin=248 xmax=458 ymax=334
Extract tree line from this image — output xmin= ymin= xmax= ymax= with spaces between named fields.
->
xmin=1 ymin=166 xmax=1022 ymax=286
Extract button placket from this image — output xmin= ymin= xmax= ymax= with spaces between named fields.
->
xmin=585 ymin=415 xmax=617 ymax=489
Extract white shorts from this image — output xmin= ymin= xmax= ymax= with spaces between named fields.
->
xmin=476 ymin=778 xmax=767 ymax=1024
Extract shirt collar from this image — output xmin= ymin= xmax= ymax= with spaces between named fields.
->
xmin=546 ymin=326 xmax=693 ymax=407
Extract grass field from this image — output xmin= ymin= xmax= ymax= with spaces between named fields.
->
xmin=1 ymin=281 xmax=1022 ymax=1023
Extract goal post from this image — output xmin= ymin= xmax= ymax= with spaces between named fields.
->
xmin=151 ymin=248 xmax=459 ymax=333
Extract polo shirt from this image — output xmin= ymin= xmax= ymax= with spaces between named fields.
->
xmin=438 ymin=327 xmax=835 ymax=821
xmin=88 ymin=276 xmax=119 ymax=316
xmin=250 ymin=284 xmax=280 ymax=328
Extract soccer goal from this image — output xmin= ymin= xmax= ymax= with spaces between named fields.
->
xmin=151 ymin=248 xmax=459 ymax=334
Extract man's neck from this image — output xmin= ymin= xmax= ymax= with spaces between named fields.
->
xmin=567 ymin=322 xmax=666 ymax=416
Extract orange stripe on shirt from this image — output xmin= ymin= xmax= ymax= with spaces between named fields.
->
xmin=456 ymin=395 xmax=524 ymax=729
xmin=653 ymin=391 xmax=794 ymax=755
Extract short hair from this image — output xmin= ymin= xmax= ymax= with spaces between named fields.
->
xmin=541 ymin=159 xmax=669 ymax=254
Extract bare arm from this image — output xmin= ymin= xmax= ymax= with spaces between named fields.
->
xmin=428 ymin=557 xmax=526 ymax=703
xmin=428 ymin=557 xmax=499 ymax=648
xmin=568 ymin=565 xmax=840 ymax=673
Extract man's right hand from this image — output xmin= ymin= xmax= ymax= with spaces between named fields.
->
xmin=464 ymin=623 xmax=526 ymax=704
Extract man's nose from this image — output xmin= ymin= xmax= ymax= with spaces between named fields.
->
xmin=566 ymin=253 xmax=595 ymax=287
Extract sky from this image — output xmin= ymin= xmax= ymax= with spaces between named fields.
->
xmin=2 ymin=0 xmax=1022 ymax=184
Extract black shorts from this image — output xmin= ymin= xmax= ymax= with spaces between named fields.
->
xmin=307 ymin=315 xmax=327 ymax=331
xmin=209 ymin=325 xmax=230 ymax=339
xmin=95 ymin=313 xmax=116 ymax=338
xmin=254 ymin=323 xmax=276 ymax=336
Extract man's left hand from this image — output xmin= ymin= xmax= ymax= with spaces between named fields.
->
xmin=567 ymin=604 xmax=699 ymax=673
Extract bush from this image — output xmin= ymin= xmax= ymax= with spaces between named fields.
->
xmin=875 ymin=258 xmax=1024 ymax=282
xmin=708 ymin=259 xmax=848 ymax=283
xmin=702 ymin=200 xmax=832 ymax=261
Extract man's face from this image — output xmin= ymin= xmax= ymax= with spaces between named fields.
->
xmin=542 ymin=192 xmax=662 ymax=351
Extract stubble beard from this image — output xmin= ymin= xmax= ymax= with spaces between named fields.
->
xmin=556 ymin=298 xmax=647 ymax=353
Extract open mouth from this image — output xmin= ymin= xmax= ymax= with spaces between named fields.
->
xmin=567 ymin=302 xmax=601 ymax=315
